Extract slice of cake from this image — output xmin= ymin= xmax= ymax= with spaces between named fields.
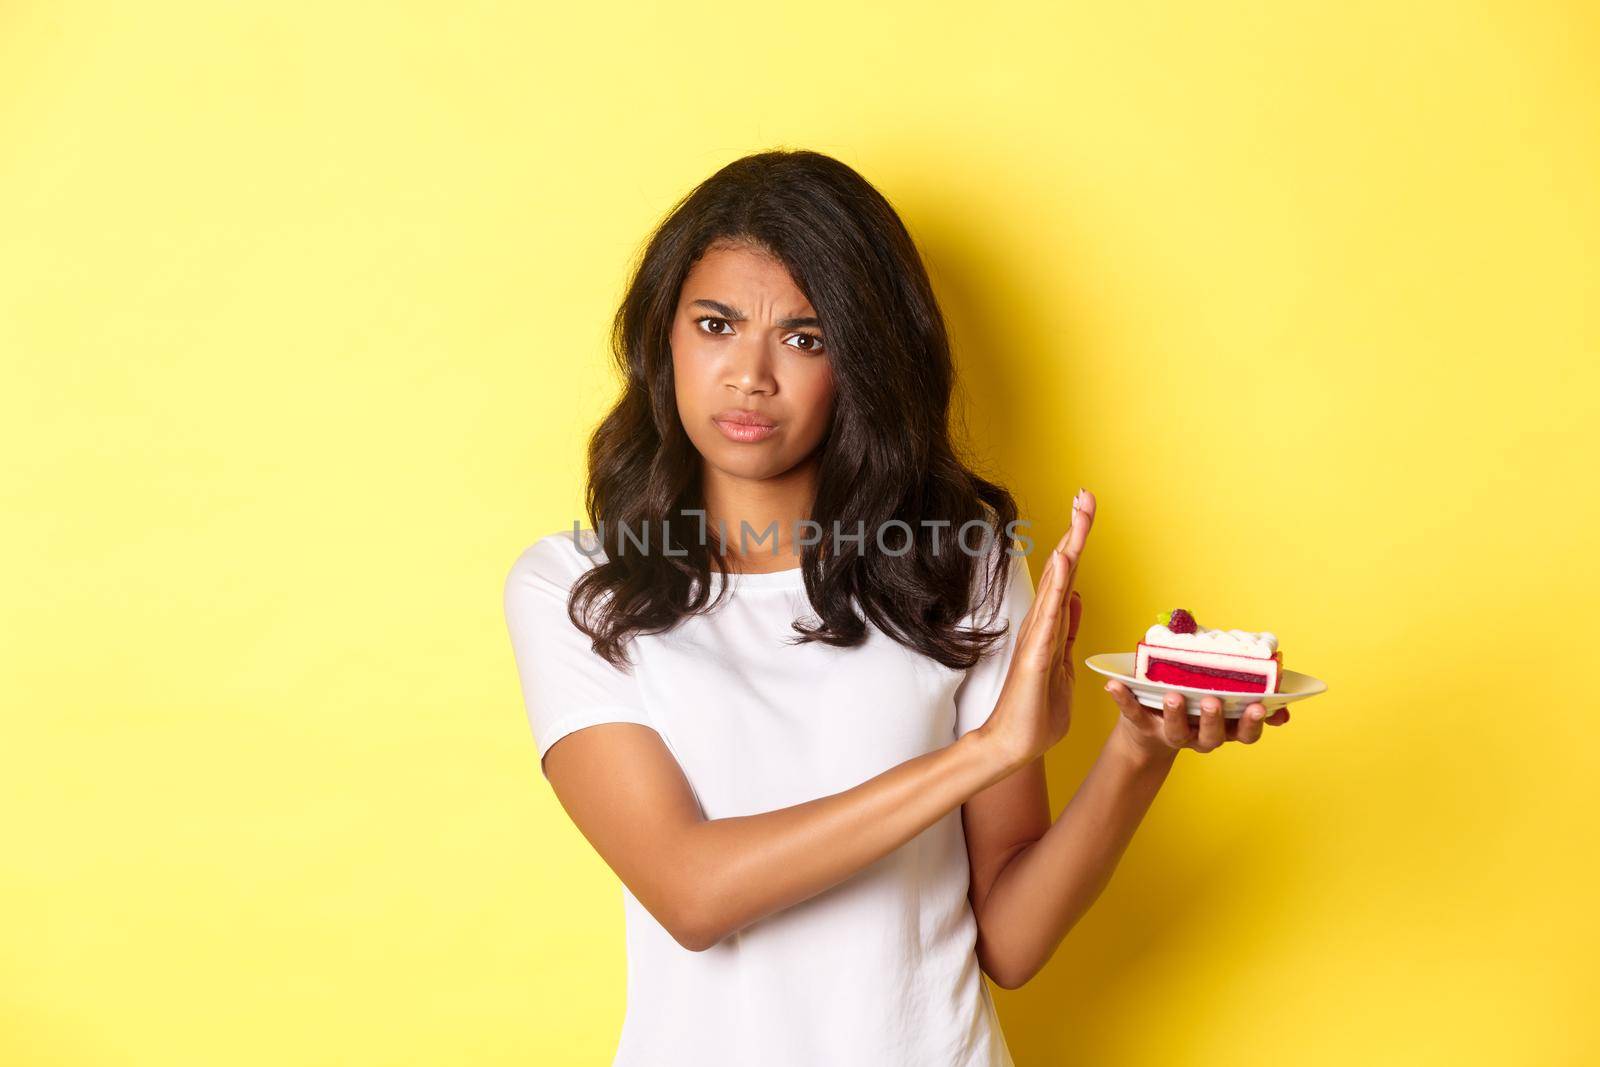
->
xmin=1135 ymin=608 xmax=1282 ymax=693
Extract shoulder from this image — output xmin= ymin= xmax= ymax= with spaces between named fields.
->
xmin=504 ymin=527 xmax=607 ymax=597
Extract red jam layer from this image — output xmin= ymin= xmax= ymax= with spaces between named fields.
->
xmin=1147 ymin=659 xmax=1270 ymax=693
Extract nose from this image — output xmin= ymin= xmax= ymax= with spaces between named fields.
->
xmin=722 ymin=335 xmax=777 ymax=397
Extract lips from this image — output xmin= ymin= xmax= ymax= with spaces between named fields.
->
xmin=713 ymin=409 xmax=777 ymax=428
xmin=712 ymin=409 xmax=779 ymax=443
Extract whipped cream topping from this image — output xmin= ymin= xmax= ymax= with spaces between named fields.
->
xmin=1144 ymin=623 xmax=1277 ymax=658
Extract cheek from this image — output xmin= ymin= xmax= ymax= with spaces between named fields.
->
xmin=812 ymin=361 xmax=838 ymax=407
xmin=669 ymin=331 xmax=707 ymax=398
xmin=794 ymin=364 xmax=837 ymax=427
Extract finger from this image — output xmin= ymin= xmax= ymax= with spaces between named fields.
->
xmin=1065 ymin=488 xmax=1096 ymax=558
xmin=1020 ymin=550 xmax=1069 ymax=670
xmin=1267 ymin=707 xmax=1290 ymax=726
xmin=1060 ymin=488 xmax=1097 ymax=592
xmin=1015 ymin=543 xmax=1064 ymax=648
xmin=1105 ymin=679 xmax=1156 ymax=727
xmin=1048 ymin=567 xmax=1079 ymax=675
xmin=1160 ymin=692 xmax=1191 ymax=748
xmin=1047 ymin=496 xmax=1097 ymax=675
xmin=1236 ymin=703 xmax=1266 ymax=744
xmin=1046 ymin=492 xmax=1094 ymax=621
xmin=1051 ymin=589 xmax=1080 ymax=676
xmin=1195 ymin=696 xmax=1225 ymax=752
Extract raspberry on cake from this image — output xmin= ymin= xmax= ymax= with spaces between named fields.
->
xmin=1135 ymin=608 xmax=1282 ymax=693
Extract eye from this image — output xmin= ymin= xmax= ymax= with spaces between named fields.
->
xmin=785 ymin=333 xmax=826 ymax=353
xmin=694 ymin=316 xmax=734 ymax=335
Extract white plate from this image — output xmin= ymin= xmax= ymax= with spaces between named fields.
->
xmin=1083 ymin=652 xmax=1328 ymax=718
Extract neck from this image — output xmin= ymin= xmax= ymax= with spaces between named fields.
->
xmin=701 ymin=456 xmax=819 ymax=568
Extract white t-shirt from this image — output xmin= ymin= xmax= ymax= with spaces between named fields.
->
xmin=502 ymin=527 xmax=1033 ymax=1067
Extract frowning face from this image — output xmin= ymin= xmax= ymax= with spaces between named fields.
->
xmin=669 ymin=240 xmax=837 ymax=483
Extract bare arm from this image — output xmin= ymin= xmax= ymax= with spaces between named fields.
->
xmin=539 ymin=500 xmax=1089 ymax=956
xmin=964 ymin=691 xmax=1294 ymax=990
xmin=958 ymin=485 xmax=1176 ymax=988
xmin=543 ymin=718 xmax=1023 ymax=952
xmin=961 ymin=731 xmax=1176 ymax=988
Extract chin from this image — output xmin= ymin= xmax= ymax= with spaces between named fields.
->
xmin=708 ymin=451 xmax=791 ymax=480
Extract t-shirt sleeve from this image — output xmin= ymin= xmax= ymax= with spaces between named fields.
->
xmin=502 ymin=534 xmax=658 ymax=780
xmin=953 ymin=547 xmax=1037 ymax=738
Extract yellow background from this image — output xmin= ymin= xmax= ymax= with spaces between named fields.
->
xmin=4 ymin=2 xmax=1596 ymax=1063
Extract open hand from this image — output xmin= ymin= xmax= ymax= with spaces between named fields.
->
xmin=977 ymin=489 xmax=1097 ymax=770
xmin=1105 ymin=680 xmax=1289 ymax=757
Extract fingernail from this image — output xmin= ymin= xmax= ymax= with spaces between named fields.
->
xmin=1166 ymin=695 xmax=1180 ymax=708
xmin=1103 ymin=681 xmax=1113 ymax=692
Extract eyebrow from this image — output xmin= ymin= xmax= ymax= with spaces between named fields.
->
xmin=691 ymin=299 xmax=820 ymax=330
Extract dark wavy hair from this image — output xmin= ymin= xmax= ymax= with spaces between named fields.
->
xmin=570 ymin=148 xmax=1024 ymax=672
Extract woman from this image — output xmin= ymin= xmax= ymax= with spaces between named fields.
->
xmin=503 ymin=148 xmax=1289 ymax=1066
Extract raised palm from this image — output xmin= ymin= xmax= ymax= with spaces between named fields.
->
xmin=979 ymin=489 xmax=1095 ymax=768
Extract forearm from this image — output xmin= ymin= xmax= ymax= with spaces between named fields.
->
xmin=973 ymin=731 xmax=1178 ymax=987
xmin=682 ymin=730 xmax=1019 ymax=948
